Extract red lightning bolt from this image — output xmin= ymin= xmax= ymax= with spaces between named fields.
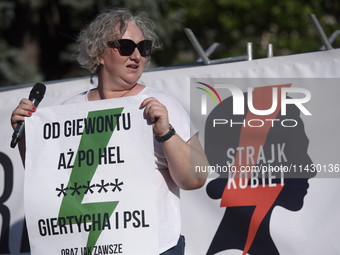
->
xmin=221 ymin=84 xmax=292 ymax=255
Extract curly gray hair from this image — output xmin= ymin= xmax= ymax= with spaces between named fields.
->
xmin=76 ymin=8 xmax=160 ymax=74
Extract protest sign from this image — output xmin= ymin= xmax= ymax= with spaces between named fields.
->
xmin=24 ymin=95 xmax=158 ymax=255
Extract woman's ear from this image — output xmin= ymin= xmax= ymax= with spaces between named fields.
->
xmin=99 ymin=56 xmax=105 ymax=65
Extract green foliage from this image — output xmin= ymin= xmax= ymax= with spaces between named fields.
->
xmin=0 ymin=1 xmax=15 ymax=30
xmin=0 ymin=40 xmax=43 ymax=87
xmin=0 ymin=0 xmax=339 ymax=87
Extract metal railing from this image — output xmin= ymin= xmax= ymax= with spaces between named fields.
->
xmin=0 ymin=14 xmax=338 ymax=91
xmin=178 ymin=13 xmax=337 ymax=68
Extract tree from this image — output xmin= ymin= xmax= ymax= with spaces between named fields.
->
xmin=0 ymin=0 xmax=339 ymax=87
xmin=153 ymin=0 xmax=340 ymax=66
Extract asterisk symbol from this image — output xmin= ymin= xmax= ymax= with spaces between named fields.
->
xmin=83 ymin=181 xmax=96 ymax=194
xmin=111 ymin=179 xmax=124 ymax=192
xmin=96 ymin=180 xmax=110 ymax=193
xmin=69 ymin=182 xmax=82 ymax=196
xmin=56 ymin=184 xmax=69 ymax=197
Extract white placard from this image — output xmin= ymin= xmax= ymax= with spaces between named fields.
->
xmin=24 ymin=96 xmax=158 ymax=255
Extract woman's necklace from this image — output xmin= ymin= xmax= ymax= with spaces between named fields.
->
xmin=90 ymin=84 xmax=138 ymax=101
xmin=121 ymin=83 xmax=137 ymax=97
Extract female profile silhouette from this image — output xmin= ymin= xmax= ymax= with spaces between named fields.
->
xmin=205 ymin=85 xmax=315 ymax=255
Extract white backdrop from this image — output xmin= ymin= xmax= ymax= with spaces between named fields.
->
xmin=1 ymin=49 xmax=340 ymax=255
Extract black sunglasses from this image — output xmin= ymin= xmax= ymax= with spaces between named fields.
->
xmin=107 ymin=39 xmax=152 ymax=57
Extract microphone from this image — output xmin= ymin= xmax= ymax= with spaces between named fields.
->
xmin=10 ymin=83 xmax=46 ymax=148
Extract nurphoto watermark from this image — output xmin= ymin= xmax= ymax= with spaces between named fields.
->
xmin=190 ymin=78 xmax=340 ymax=179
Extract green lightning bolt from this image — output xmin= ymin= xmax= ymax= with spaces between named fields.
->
xmin=58 ymin=107 xmax=124 ymax=248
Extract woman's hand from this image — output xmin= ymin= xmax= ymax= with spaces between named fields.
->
xmin=141 ymin=97 xmax=170 ymax=137
xmin=11 ymin=98 xmax=37 ymax=130
xmin=141 ymin=96 xmax=208 ymax=190
xmin=10 ymin=98 xmax=36 ymax=166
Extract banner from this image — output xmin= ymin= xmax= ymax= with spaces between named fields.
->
xmin=1 ymin=49 xmax=340 ymax=255
xmin=24 ymin=96 xmax=158 ymax=255
xmin=188 ymin=78 xmax=340 ymax=255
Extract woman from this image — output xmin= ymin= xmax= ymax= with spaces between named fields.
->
xmin=11 ymin=8 xmax=208 ymax=255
